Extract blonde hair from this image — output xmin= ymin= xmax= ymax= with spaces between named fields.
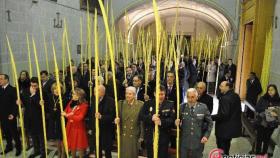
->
xmin=97 ymin=76 xmax=104 ymax=85
xmin=74 ymin=88 xmax=87 ymax=103
xmin=51 ymin=82 xmax=65 ymax=94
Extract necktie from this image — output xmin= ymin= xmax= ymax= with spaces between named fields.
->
xmin=190 ymin=106 xmax=194 ymax=116
xmin=168 ymin=86 xmax=172 ymax=94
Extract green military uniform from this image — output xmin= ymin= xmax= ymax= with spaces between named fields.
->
xmin=118 ymin=100 xmax=144 ymax=158
xmin=179 ymin=102 xmax=213 ymax=158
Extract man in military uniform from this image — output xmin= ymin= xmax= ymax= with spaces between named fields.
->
xmin=140 ymin=85 xmax=175 ymax=158
xmin=115 ymin=86 xmax=144 ymax=158
xmin=175 ymin=88 xmax=213 ymax=158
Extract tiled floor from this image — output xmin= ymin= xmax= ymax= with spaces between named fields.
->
xmin=2 ymin=125 xmax=252 ymax=158
xmin=203 ymin=126 xmax=252 ymax=157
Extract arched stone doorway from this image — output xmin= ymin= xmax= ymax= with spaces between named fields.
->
xmin=115 ymin=0 xmax=238 ymax=59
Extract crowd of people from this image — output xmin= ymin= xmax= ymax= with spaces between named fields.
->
xmin=0 ymin=55 xmax=279 ymax=158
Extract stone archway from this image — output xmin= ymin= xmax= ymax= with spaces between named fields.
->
xmin=115 ymin=0 xmax=238 ymax=59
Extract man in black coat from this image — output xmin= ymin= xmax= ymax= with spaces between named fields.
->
xmin=40 ymin=70 xmax=55 ymax=99
xmin=165 ymin=71 xmax=182 ymax=149
xmin=246 ymin=72 xmax=262 ymax=119
xmin=40 ymin=70 xmax=55 ymax=138
xmin=79 ymin=62 xmax=91 ymax=99
xmin=122 ymin=67 xmax=134 ymax=88
xmin=0 ymin=74 xmax=22 ymax=156
xmin=148 ymin=70 xmax=156 ymax=95
xmin=20 ymin=77 xmax=46 ymax=158
xmin=225 ymin=59 xmax=237 ymax=83
xmin=133 ymin=75 xmax=152 ymax=102
xmin=246 ymin=72 xmax=262 ymax=106
xmin=105 ymin=71 xmax=122 ymax=100
xmin=140 ymin=85 xmax=175 ymax=158
xmin=196 ymin=82 xmax=213 ymax=113
xmin=212 ymin=81 xmax=242 ymax=155
xmin=88 ymin=85 xmax=115 ymax=158
xmin=188 ymin=58 xmax=198 ymax=88
xmin=165 ymin=71 xmax=182 ymax=108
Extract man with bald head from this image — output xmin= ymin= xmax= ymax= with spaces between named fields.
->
xmin=175 ymin=88 xmax=213 ymax=158
xmin=87 ymin=85 xmax=115 ymax=158
xmin=212 ymin=81 xmax=242 ymax=155
xmin=196 ymin=82 xmax=213 ymax=113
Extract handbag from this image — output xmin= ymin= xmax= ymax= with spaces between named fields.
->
xmin=271 ymin=125 xmax=280 ymax=145
xmin=265 ymin=109 xmax=279 ymax=128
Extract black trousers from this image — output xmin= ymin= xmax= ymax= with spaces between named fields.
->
xmin=216 ymin=137 xmax=232 ymax=155
xmin=88 ymin=132 xmax=95 ymax=154
xmin=170 ymin=135 xmax=176 ymax=149
xmin=0 ymin=118 xmax=21 ymax=150
xmin=180 ymin=148 xmax=203 ymax=158
xmin=256 ymin=126 xmax=274 ymax=155
xmin=145 ymin=134 xmax=170 ymax=158
xmin=246 ymin=99 xmax=257 ymax=119
xmin=89 ymin=133 xmax=112 ymax=158
xmin=96 ymin=147 xmax=112 ymax=158
xmin=31 ymin=133 xmax=45 ymax=157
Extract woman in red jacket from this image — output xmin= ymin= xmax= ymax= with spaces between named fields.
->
xmin=62 ymin=88 xmax=88 ymax=158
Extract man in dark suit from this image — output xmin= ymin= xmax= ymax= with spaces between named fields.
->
xmin=40 ymin=70 xmax=55 ymax=138
xmin=20 ymin=77 xmax=46 ymax=158
xmin=88 ymin=85 xmax=116 ymax=158
xmin=246 ymin=72 xmax=262 ymax=105
xmin=148 ymin=70 xmax=156 ymax=95
xmin=212 ymin=81 xmax=242 ymax=155
xmin=225 ymin=59 xmax=237 ymax=83
xmin=165 ymin=71 xmax=182 ymax=148
xmin=0 ymin=74 xmax=22 ymax=156
xmin=80 ymin=62 xmax=90 ymax=99
xmin=40 ymin=71 xmax=55 ymax=98
xmin=188 ymin=58 xmax=198 ymax=88
xmin=165 ymin=71 xmax=182 ymax=110
xmin=140 ymin=85 xmax=175 ymax=158
xmin=196 ymin=82 xmax=213 ymax=113
xmin=122 ymin=67 xmax=134 ymax=88
xmin=133 ymin=75 xmax=152 ymax=102
xmin=221 ymin=71 xmax=234 ymax=85
xmin=105 ymin=71 xmax=122 ymax=99
xmin=246 ymin=72 xmax=262 ymax=119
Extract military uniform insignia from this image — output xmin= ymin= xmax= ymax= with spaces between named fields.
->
xmin=197 ymin=114 xmax=205 ymax=117
xmin=149 ymin=106 xmax=153 ymax=112
xmin=162 ymin=109 xmax=170 ymax=112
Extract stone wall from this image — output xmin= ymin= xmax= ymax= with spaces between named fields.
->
xmin=0 ymin=0 xmax=105 ymax=80
xmin=270 ymin=0 xmax=280 ymax=88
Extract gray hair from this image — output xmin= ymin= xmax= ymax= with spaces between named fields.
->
xmin=126 ymin=86 xmax=136 ymax=94
xmin=186 ymin=88 xmax=198 ymax=97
